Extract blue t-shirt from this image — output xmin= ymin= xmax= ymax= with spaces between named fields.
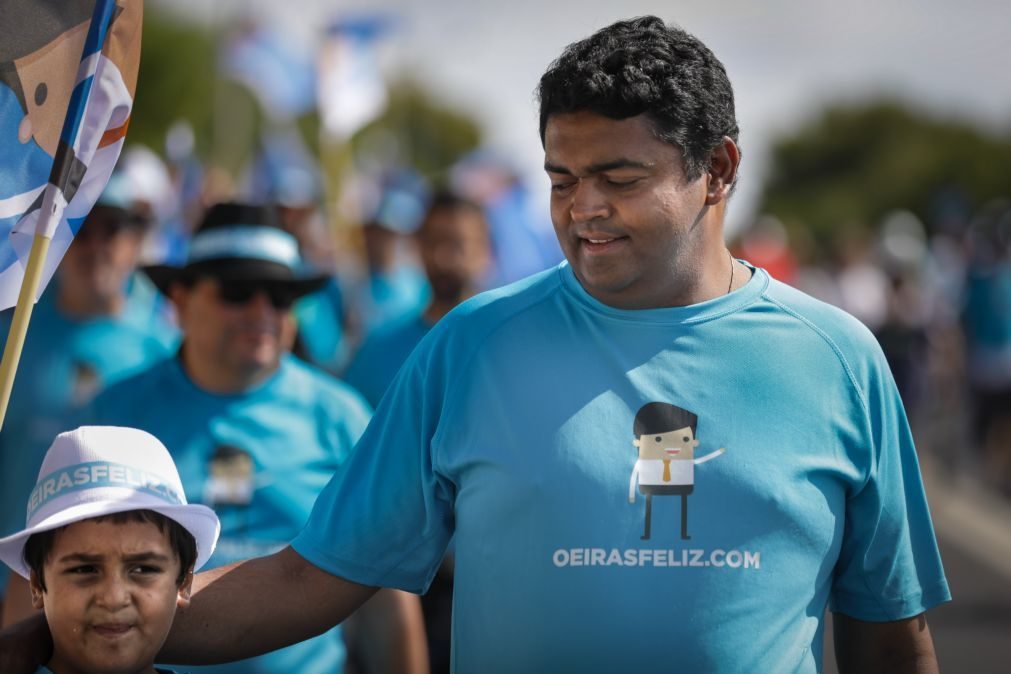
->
xmin=294 ymin=277 xmax=348 ymax=374
xmin=0 ymin=279 xmax=176 ymax=539
xmin=343 ymin=314 xmax=432 ymax=408
xmin=88 ymin=354 xmax=372 ymax=674
xmin=293 ymin=262 xmax=950 ymax=673
xmin=354 ymin=266 xmax=430 ymax=336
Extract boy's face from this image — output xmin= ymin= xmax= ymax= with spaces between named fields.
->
xmin=30 ymin=518 xmax=192 ymax=674
xmin=634 ymin=427 xmax=699 ymax=461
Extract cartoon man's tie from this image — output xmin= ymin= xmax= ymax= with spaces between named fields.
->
xmin=662 ymin=459 xmax=671 ymax=482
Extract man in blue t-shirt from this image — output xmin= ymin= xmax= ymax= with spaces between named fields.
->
xmin=1 ymin=17 xmax=949 ymax=674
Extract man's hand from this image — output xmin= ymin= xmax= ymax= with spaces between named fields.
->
xmin=834 ymin=611 xmax=939 ymax=674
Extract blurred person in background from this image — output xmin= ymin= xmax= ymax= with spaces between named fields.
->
xmin=343 ymin=190 xmax=492 ymax=408
xmin=961 ymin=200 xmax=1011 ymax=493
xmin=348 ymin=172 xmax=431 ymax=339
xmin=730 ymin=214 xmax=796 ymax=285
xmin=451 ymin=149 xmax=562 ymax=288
xmin=272 ymin=164 xmax=354 ymax=373
xmin=0 ymin=173 xmax=178 ymax=619
xmin=4 ymin=202 xmax=428 ymax=673
xmin=343 ymin=190 xmax=492 ymax=673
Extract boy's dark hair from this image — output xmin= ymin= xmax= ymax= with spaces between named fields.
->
xmin=23 ymin=509 xmax=197 ymax=591
xmin=537 ymin=15 xmax=740 ymax=181
xmin=634 ymin=402 xmax=698 ymax=437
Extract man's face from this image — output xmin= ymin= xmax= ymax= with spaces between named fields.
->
xmin=418 ymin=206 xmax=491 ymax=302
xmin=171 ymin=277 xmax=296 ymax=383
xmin=31 ymin=518 xmax=190 ymax=674
xmin=544 ymin=111 xmax=710 ymax=309
xmin=58 ymin=208 xmax=143 ymax=303
xmin=634 ymin=427 xmax=699 ymax=461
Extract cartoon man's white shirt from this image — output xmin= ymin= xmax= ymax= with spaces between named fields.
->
xmin=629 ymin=449 xmax=725 ymax=503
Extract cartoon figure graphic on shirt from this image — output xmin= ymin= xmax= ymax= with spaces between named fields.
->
xmin=629 ymin=402 xmax=725 ymax=540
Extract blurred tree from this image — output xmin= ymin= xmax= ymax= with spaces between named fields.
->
xmin=129 ymin=8 xmax=216 ymax=155
xmin=353 ymin=80 xmax=483 ymax=181
xmin=128 ymin=12 xmax=481 ymax=185
xmin=758 ymin=101 xmax=1011 ymax=250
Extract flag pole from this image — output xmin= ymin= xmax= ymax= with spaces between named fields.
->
xmin=0 ymin=0 xmax=120 ymax=431
xmin=0 ymin=233 xmax=52 ymax=430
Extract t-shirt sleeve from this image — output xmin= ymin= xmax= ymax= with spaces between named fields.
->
xmin=292 ymin=349 xmax=455 ymax=594
xmin=829 ymin=347 xmax=951 ymax=621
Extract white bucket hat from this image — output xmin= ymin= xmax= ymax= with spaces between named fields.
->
xmin=0 ymin=426 xmax=220 ymax=579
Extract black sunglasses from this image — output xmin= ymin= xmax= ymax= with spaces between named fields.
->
xmin=215 ymin=281 xmax=297 ymax=310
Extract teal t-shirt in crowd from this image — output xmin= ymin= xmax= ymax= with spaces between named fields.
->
xmin=88 ymin=353 xmax=372 ymax=674
xmin=343 ymin=313 xmax=432 ymax=407
xmin=293 ymin=262 xmax=950 ymax=673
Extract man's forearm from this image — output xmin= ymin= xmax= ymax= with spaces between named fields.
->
xmin=347 ymin=589 xmax=430 ymax=674
xmin=160 ymin=546 xmax=377 ymax=664
xmin=834 ymin=612 xmax=939 ymax=674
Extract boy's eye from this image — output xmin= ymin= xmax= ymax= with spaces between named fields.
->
xmin=683 ymin=436 xmax=690 ymax=442
xmin=655 ymin=436 xmax=662 ymax=442
xmin=131 ymin=564 xmax=163 ymax=575
xmin=66 ymin=565 xmax=97 ymax=575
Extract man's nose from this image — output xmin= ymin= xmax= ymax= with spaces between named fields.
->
xmin=569 ymin=181 xmax=610 ymax=223
xmin=244 ymin=289 xmax=277 ymax=314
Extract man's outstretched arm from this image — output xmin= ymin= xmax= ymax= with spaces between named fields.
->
xmin=834 ymin=611 xmax=939 ymax=674
xmin=161 ymin=545 xmax=377 ymax=664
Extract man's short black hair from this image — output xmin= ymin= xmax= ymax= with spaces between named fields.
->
xmin=417 ymin=190 xmax=486 ymax=238
xmin=634 ymin=402 xmax=698 ymax=437
xmin=23 ymin=509 xmax=197 ymax=592
xmin=537 ymin=15 xmax=740 ymax=181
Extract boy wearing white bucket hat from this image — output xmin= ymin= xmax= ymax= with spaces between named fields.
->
xmin=0 ymin=426 xmax=219 ymax=674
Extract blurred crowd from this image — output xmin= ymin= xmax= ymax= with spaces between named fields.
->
xmin=731 ymin=202 xmax=1011 ymax=497
xmin=0 ymin=133 xmax=561 ymax=673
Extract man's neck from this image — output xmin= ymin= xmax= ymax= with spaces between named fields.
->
xmin=423 ymin=287 xmax=479 ymax=324
xmin=56 ymin=285 xmax=125 ymax=319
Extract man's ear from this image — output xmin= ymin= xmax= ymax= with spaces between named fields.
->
xmin=29 ymin=570 xmax=45 ymax=610
xmin=176 ymin=568 xmax=194 ymax=609
xmin=704 ymin=136 xmax=741 ymax=206
xmin=632 ymin=438 xmax=641 ymax=447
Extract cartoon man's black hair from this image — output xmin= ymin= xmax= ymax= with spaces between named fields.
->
xmin=0 ymin=0 xmax=94 ymax=112
xmin=633 ymin=402 xmax=698 ymax=438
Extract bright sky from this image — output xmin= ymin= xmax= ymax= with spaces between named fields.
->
xmin=162 ymin=0 xmax=1011 ymax=231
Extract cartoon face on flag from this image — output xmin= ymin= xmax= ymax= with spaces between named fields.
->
xmin=0 ymin=0 xmax=143 ymax=310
